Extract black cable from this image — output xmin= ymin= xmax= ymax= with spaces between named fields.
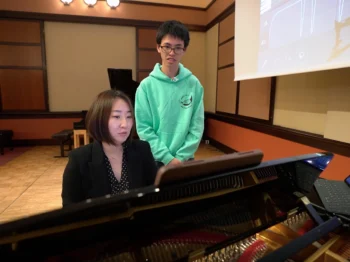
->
xmin=310 ymin=203 xmax=350 ymax=225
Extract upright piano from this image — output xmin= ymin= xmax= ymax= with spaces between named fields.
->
xmin=0 ymin=151 xmax=349 ymax=261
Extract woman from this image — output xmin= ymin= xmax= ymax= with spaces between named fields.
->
xmin=61 ymin=90 xmax=157 ymax=207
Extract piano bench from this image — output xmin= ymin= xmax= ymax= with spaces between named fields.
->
xmin=52 ymin=129 xmax=73 ymax=158
xmin=0 ymin=130 xmax=14 ymax=155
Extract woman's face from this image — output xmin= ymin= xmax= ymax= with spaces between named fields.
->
xmin=108 ymin=98 xmax=133 ymax=145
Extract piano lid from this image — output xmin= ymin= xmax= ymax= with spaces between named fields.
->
xmin=0 ymin=151 xmax=333 ymax=242
xmin=73 ymin=110 xmax=88 ymax=130
xmin=107 ymin=68 xmax=139 ymax=106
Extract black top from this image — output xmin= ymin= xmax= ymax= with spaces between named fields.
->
xmin=104 ymin=143 xmax=129 ymax=195
xmin=61 ymin=139 xmax=157 ymax=207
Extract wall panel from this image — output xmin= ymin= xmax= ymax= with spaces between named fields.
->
xmin=0 ymin=20 xmax=41 ymax=43
xmin=137 ymin=29 xmax=157 ymax=49
xmin=138 ymin=71 xmax=151 ymax=82
xmin=219 ymin=12 xmax=234 ymax=44
xmin=0 ymin=69 xmax=46 ymax=110
xmin=216 ymin=10 xmax=235 ymax=114
xmin=0 ymin=45 xmax=42 ymax=67
xmin=239 ymin=78 xmax=271 ymax=120
xmin=204 ymin=24 xmax=219 ymax=113
xmin=216 ymin=66 xmax=236 ymax=114
xmin=138 ymin=50 xmax=161 ymax=70
xmin=137 ymin=28 xmax=159 ymax=82
xmin=0 ymin=19 xmax=47 ymax=111
xmin=45 ymin=22 xmax=136 ymax=111
xmin=215 ymin=8 xmax=274 ymax=123
xmin=181 ymin=31 xmax=206 ymax=88
xmin=218 ymin=39 xmax=234 ymax=68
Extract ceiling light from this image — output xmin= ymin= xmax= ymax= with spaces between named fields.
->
xmin=106 ymin=0 xmax=120 ymax=8
xmin=84 ymin=0 xmax=97 ymax=7
xmin=61 ymin=0 xmax=74 ymax=5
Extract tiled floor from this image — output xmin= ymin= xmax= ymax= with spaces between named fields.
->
xmin=0 ymin=143 xmax=224 ymax=224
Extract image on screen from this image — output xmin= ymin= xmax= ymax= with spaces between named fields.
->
xmin=258 ymin=0 xmax=350 ymax=75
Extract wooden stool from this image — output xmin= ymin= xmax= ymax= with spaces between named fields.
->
xmin=73 ymin=129 xmax=90 ymax=148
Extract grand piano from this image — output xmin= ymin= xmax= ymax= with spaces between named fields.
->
xmin=0 ymin=150 xmax=349 ymax=261
xmin=73 ymin=68 xmax=139 ymax=130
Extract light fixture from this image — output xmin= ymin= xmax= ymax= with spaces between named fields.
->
xmin=106 ymin=0 xmax=120 ymax=8
xmin=60 ymin=0 xmax=120 ymax=8
xmin=61 ymin=0 xmax=74 ymax=5
xmin=84 ymin=0 xmax=97 ymax=7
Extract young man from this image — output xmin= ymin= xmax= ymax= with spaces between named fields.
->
xmin=135 ymin=20 xmax=204 ymax=167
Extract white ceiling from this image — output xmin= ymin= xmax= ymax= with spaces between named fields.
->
xmin=127 ymin=0 xmax=212 ymax=8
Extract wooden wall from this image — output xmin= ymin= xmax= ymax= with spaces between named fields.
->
xmin=136 ymin=28 xmax=161 ymax=82
xmin=215 ymin=10 xmax=275 ymax=123
xmin=216 ymin=12 xmax=236 ymax=114
xmin=0 ymin=19 xmax=48 ymax=111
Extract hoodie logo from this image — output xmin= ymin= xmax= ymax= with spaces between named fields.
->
xmin=180 ymin=95 xmax=193 ymax=109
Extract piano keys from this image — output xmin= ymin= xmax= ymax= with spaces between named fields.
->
xmin=0 ymin=150 xmax=349 ymax=261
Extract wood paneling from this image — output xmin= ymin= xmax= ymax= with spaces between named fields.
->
xmin=216 ymin=9 xmax=236 ymax=114
xmin=138 ymin=71 xmax=151 ymax=82
xmin=0 ymin=45 xmax=42 ymax=67
xmin=215 ymin=7 xmax=274 ymax=124
xmin=207 ymin=0 xmax=235 ymax=26
xmin=0 ymin=20 xmax=41 ymax=43
xmin=239 ymin=78 xmax=271 ymax=120
xmin=218 ymin=39 xmax=234 ymax=68
xmin=0 ymin=19 xmax=47 ymax=112
xmin=216 ymin=66 xmax=237 ymax=114
xmin=138 ymin=28 xmax=157 ymax=48
xmin=137 ymin=28 xmax=160 ymax=81
xmin=219 ymin=12 xmax=235 ymax=44
xmin=0 ymin=69 xmax=46 ymax=110
xmin=138 ymin=50 xmax=161 ymax=70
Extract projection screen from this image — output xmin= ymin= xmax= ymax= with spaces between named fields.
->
xmin=235 ymin=0 xmax=350 ymax=81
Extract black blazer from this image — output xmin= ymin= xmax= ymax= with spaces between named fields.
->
xmin=61 ymin=140 xmax=157 ymax=207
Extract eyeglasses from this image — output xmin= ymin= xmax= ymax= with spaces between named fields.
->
xmin=160 ymin=46 xmax=185 ymax=55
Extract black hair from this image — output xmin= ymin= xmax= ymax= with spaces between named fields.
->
xmin=156 ymin=20 xmax=190 ymax=48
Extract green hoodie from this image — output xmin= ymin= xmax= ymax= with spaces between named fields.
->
xmin=135 ymin=63 xmax=204 ymax=165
